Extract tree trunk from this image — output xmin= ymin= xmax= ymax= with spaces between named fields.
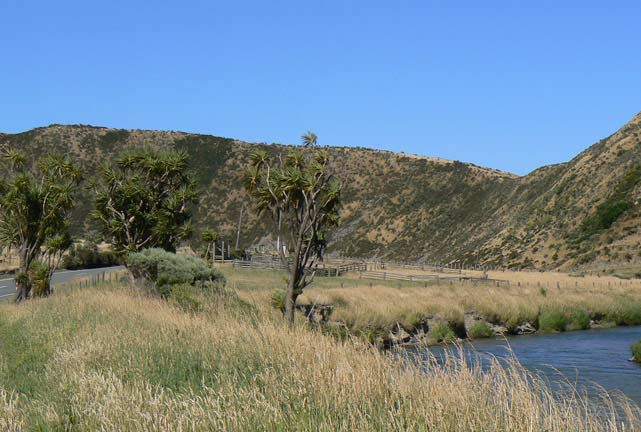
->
xmin=284 ymin=236 xmax=305 ymax=325
xmin=14 ymin=266 xmax=30 ymax=303
xmin=14 ymin=248 xmax=31 ymax=302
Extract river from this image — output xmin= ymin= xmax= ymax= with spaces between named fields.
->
xmin=407 ymin=326 xmax=641 ymax=406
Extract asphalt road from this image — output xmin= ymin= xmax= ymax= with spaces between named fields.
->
xmin=0 ymin=266 xmax=124 ymax=301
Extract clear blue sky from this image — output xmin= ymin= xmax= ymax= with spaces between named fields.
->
xmin=2 ymin=1 xmax=640 ymax=175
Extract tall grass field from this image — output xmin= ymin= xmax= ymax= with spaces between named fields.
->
xmin=0 ymin=277 xmax=639 ymax=430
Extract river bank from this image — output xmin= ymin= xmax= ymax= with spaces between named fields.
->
xmin=222 ymin=266 xmax=641 ymax=348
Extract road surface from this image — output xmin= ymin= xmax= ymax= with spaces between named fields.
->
xmin=0 ymin=266 xmax=124 ymax=301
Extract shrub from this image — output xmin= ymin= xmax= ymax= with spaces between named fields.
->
xmin=429 ymin=323 xmax=457 ymax=343
xmin=127 ymin=248 xmax=225 ymax=298
xmin=631 ymin=340 xmax=641 ymax=363
xmin=539 ymin=307 xmax=590 ymax=332
xmin=230 ymin=248 xmax=247 ymax=260
xmin=271 ymin=289 xmax=286 ymax=313
xmin=606 ymin=301 xmax=641 ymax=326
xmin=538 ymin=310 xmax=566 ymax=332
xmin=63 ymin=242 xmax=122 ymax=270
xmin=169 ymin=283 xmax=203 ymax=313
xmin=468 ymin=322 xmax=494 ymax=339
xmin=564 ymin=308 xmax=591 ymax=331
xmin=28 ymin=261 xmax=51 ymax=297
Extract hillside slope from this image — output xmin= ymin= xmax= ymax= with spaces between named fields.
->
xmin=2 ymin=111 xmax=640 ymax=270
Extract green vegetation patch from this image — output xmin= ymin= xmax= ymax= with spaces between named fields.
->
xmin=539 ymin=306 xmax=590 ymax=332
xmin=127 ymin=248 xmax=226 ymax=298
xmin=429 ymin=322 xmax=458 ymax=343
xmin=576 ymin=165 xmax=641 ymax=241
xmin=468 ymin=322 xmax=494 ymax=339
xmin=605 ymin=300 xmax=641 ymax=326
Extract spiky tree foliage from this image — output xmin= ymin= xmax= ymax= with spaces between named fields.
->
xmin=92 ymin=149 xmax=198 ymax=253
xmin=245 ymin=133 xmax=341 ymax=324
xmin=0 ymin=146 xmax=81 ymax=301
xmin=301 ymin=131 xmax=318 ymax=147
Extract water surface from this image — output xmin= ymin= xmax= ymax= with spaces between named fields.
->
xmin=407 ymin=326 xmax=641 ymax=406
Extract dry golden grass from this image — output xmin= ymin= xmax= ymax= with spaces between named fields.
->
xmin=224 ymin=267 xmax=641 ymax=335
xmin=371 ymin=264 xmax=641 ymax=289
xmin=0 ymin=283 xmax=639 ymax=430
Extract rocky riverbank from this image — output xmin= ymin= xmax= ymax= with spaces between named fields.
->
xmin=297 ymin=303 xmax=626 ymax=349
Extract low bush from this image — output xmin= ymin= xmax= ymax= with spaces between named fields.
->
xmin=169 ymin=283 xmax=203 ymax=313
xmin=468 ymin=322 xmax=494 ymax=339
xmin=271 ymin=289 xmax=286 ymax=313
xmin=539 ymin=307 xmax=590 ymax=332
xmin=429 ymin=323 xmax=457 ymax=343
xmin=63 ymin=242 xmax=121 ymax=270
xmin=605 ymin=300 xmax=641 ymax=326
xmin=127 ymin=248 xmax=226 ymax=298
xmin=28 ymin=261 xmax=50 ymax=297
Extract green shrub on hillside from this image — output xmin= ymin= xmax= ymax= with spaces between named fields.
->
xmin=577 ymin=200 xmax=629 ymax=242
xmin=575 ymin=165 xmax=641 ymax=242
xmin=127 ymin=248 xmax=225 ymax=298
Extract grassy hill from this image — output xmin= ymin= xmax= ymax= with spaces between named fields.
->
xmin=2 ymin=111 xmax=641 ymax=270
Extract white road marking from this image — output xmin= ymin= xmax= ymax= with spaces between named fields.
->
xmin=0 ymin=278 xmax=13 ymax=282
xmin=0 ymin=285 xmax=8 ymax=289
xmin=0 ymin=293 xmax=14 ymax=298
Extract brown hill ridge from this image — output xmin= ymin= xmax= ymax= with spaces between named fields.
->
xmin=2 ymin=111 xmax=641 ymax=271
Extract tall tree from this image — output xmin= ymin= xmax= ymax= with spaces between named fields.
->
xmin=92 ymin=149 xmax=198 ymax=253
xmin=245 ymin=133 xmax=341 ymax=324
xmin=0 ymin=147 xmax=81 ymax=301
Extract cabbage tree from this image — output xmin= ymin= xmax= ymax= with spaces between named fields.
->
xmin=0 ymin=147 xmax=81 ymax=301
xmin=245 ymin=132 xmax=341 ymax=324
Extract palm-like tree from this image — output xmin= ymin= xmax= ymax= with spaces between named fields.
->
xmin=245 ymin=132 xmax=341 ymax=324
xmin=301 ymin=131 xmax=317 ymax=147
xmin=0 ymin=148 xmax=81 ymax=301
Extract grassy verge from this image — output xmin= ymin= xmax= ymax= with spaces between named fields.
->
xmin=0 ymin=283 xmax=638 ymax=430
